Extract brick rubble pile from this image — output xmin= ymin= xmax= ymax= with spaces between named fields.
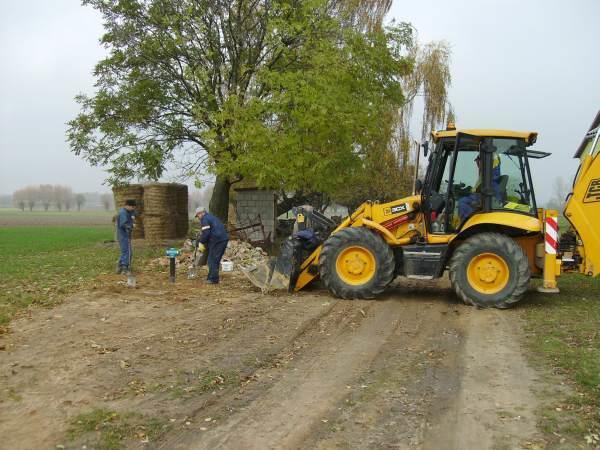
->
xmin=224 ymin=240 xmax=269 ymax=269
xmin=151 ymin=239 xmax=268 ymax=271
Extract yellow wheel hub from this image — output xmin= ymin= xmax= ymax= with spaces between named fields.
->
xmin=467 ymin=252 xmax=510 ymax=294
xmin=336 ymin=246 xmax=376 ymax=286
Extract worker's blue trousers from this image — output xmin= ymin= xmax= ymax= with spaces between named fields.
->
xmin=117 ymin=231 xmax=130 ymax=268
xmin=458 ymin=193 xmax=480 ymax=221
xmin=207 ymin=240 xmax=228 ymax=282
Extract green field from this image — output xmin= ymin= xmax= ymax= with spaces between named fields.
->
xmin=523 ymin=275 xmax=600 ymax=447
xmin=0 ymin=217 xmax=161 ymax=328
xmin=0 ymin=208 xmax=114 ymax=227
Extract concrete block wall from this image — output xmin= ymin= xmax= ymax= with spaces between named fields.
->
xmin=235 ymin=189 xmax=276 ymax=242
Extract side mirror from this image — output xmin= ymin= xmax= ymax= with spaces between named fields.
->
xmin=415 ymin=179 xmax=423 ymax=193
xmin=421 ymin=141 xmax=429 ymax=157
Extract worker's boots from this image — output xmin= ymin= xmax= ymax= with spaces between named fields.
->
xmin=115 ymin=263 xmax=129 ymax=274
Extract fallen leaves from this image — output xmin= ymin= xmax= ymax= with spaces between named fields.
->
xmin=584 ymin=432 xmax=599 ymax=445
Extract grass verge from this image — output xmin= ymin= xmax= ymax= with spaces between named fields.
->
xmin=0 ymin=226 xmax=162 ymax=329
xmin=67 ymin=409 xmax=169 ymax=450
xmin=522 ymin=274 xmax=599 ymax=448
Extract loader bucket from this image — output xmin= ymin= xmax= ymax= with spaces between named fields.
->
xmin=241 ymin=240 xmax=296 ymax=293
xmin=242 ymin=259 xmax=291 ymax=293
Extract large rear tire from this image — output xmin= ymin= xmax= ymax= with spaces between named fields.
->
xmin=449 ymin=232 xmax=530 ymax=309
xmin=319 ymin=227 xmax=395 ymax=299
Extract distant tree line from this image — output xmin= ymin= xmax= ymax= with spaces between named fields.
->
xmin=11 ymin=185 xmax=114 ymax=212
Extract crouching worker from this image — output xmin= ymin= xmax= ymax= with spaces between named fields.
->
xmin=195 ymin=207 xmax=229 ymax=284
xmin=116 ymin=199 xmax=136 ymax=274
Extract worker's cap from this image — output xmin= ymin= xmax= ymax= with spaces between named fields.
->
xmin=125 ymin=199 xmax=137 ymax=206
xmin=194 ymin=206 xmax=206 ymax=216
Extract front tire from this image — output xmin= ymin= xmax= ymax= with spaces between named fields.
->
xmin=449 ymin=232 xmax=530 ymax=309
xmin=319 ymin=227 xmax=395 ymax=299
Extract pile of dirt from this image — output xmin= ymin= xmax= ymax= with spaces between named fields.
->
xmin=152 ymin=252 xmax=192 ymax=268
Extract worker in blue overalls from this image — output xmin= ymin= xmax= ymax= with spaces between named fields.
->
xmin=116 ymin=199 xmax=136 ymax=273
xmin=195 ymin=206 xmax=229 ymax=284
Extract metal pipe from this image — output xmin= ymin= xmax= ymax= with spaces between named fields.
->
xmin=169 ymin=257 xmax=176 ymax=283
xmin=412 ymin=140 xmax=420 ymax=195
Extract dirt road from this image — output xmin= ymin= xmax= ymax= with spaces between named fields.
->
xmin=0 ymin=272 xmax=545 ymax=449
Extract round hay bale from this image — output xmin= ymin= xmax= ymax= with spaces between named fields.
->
xmin=144 ymin=183 xmax=177 ymax=215
xmin=132 ymin=214 xmax=145 ymax=239
xmin=175 ymin=214 xmax=189 ymax=237
xmin=113 ymin=184 xmax=144 ymax=212
xmin=144 ymin=214 xmax=176 ymax=241
xmin=174 ymin=184 xmax=188 ymax=214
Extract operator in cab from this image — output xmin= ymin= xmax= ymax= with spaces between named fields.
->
xmin=457 ymin=152 xmax=502 ymax=221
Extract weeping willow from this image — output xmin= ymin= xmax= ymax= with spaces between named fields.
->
xmin=398 ymin=40 xmax=453 ymax=141
xmin=332 ymin=0 xmax=393 ymax=30
xmin=328 ymin=1 xmax=454 ymax=206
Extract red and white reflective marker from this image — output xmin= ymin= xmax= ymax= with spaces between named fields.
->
xmin=545 ymin=215 xmax=558 ymax=255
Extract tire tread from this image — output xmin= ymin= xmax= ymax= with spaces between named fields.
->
xmin=320 ymin=227 xmax=394 ymax=299
xmin=449 ymin=232 xmax=530 ymax=309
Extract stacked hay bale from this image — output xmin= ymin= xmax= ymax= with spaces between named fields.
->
xmin=174 ymin=184 xmax=189 ymax=237
xmin=144 ymin=183 xmax=177 ymax=241
xmin=112 ymin=183 xmax=189 ymax=241
xmin=113 ymin=184 xmax=145 ymax=239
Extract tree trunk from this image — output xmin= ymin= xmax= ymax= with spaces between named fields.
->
xmin=209 ymin=174 xmax=231 ymax=224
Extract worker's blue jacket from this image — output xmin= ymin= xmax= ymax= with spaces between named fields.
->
xmin=199 ymin=213 xmax=229 ymax=245
xmin=116 ymin=207 xmax=134 ymax=238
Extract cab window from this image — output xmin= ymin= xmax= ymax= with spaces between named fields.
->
xmin=492 ymin=139 xmax=535 ymax=214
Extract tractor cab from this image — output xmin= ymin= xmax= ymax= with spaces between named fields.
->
xmin=422 ymin=128 xmax=550 ymax=235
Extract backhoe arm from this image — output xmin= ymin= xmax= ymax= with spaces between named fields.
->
xmin=564 ymin=110 xmax=600 ymax=275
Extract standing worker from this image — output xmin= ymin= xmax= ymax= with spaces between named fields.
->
xmin=195 ymin=206 xmax=229 ymax=284
xmin=116 ymin=199 xmax=137 ymax=273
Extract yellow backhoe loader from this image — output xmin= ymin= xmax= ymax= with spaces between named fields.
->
xmin=244 ymin=111 xmax=600 ymax=309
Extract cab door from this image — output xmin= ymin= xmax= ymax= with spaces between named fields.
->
xmin=428 ymin=133 xmax=482 ymax=234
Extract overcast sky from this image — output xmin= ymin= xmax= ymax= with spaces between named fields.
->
xmin=0 ymin=0 xmax=599 ymax=202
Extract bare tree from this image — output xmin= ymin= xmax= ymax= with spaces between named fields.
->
xmin=63 ymin=187 xmax=74 ymax=211
xmin=23 ymin=186 xmax=38 ymax=211
xmin=53 ymin=186 xmax=62 ymax=211
xmin=39 ymin=184 xmax=53 ymax=211
xmin=12 ymin=186 xmax=39 ymax=211
xmin=75 ymin=193 xmax=86 ymax=211
xmin=13 ymin=189 xmax=26 ymax=211
xmin=100 ymin=193 xmax=113 ymax=211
